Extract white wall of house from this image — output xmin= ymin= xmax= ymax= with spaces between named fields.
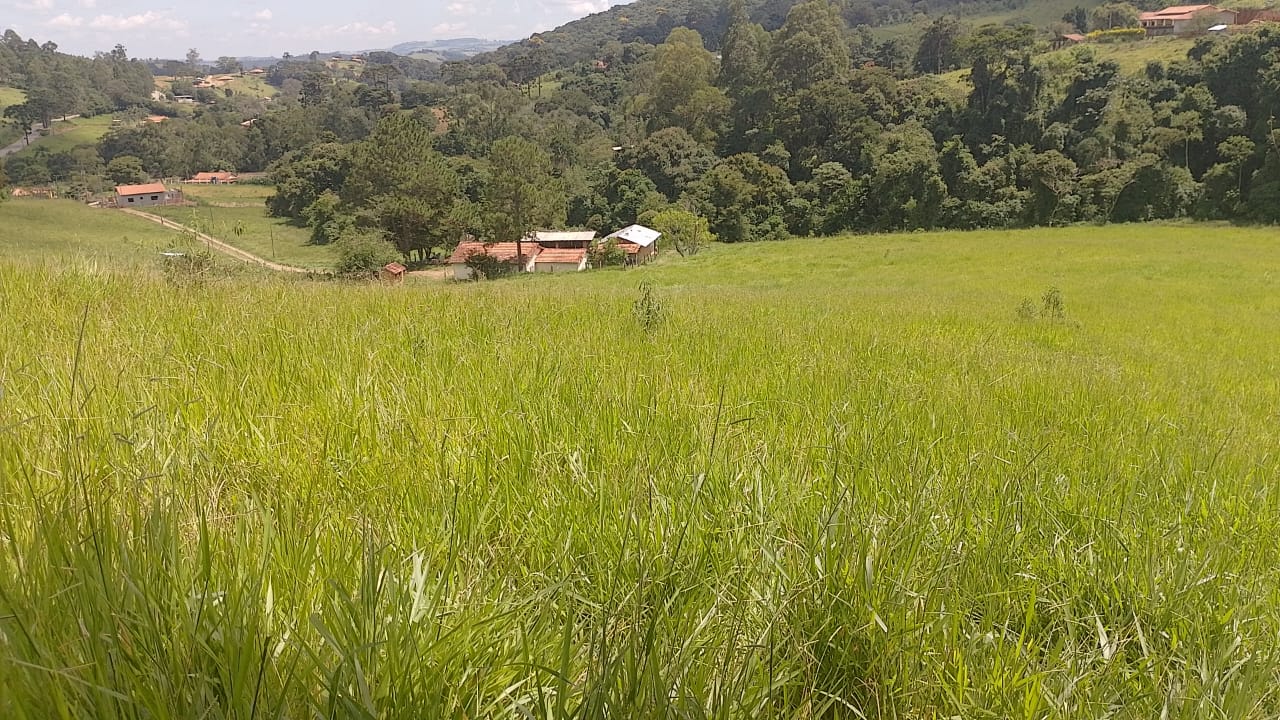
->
xmin=536 ymin=259 xmax=587 ymax=273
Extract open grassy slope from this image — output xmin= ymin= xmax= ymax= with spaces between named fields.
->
xmin=150 ymin=186 xmax=333 ymax=270
xmin=0 ymin=199 xmax=192 ymax=264
xmin=0 ymin=86 xmax=26 ymax=146
xmin=8 ymin=113 xmax=118 ymax=157
xmin=2 ymin=222 xmax=1280 ymax=716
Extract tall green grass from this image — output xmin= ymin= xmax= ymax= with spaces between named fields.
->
xmin=2 ymin=224 xmax=1280 ymax=717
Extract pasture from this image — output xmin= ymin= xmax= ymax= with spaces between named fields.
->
xmin=0 ymin=199 xmax=198 ymax=264
xmin=10 ymin=113 xmax=118 ymax=157
xmin=149 ymin=188 xmax=332 ymax=270
xmin=2 ymin=223 xmax=1280 ymax=717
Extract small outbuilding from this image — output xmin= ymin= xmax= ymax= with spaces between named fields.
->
xmin=534 ymin=247 xmax=589 ymax=273
xmin=448 ymin=241 xmax=540 ymax=280
xmin=114 ymin=182 xmax=176 ymax=208
xmin=606 ymin=224 xmax=661 ymax=265
xmin=379 ymin=262 xmax=406 ymax=283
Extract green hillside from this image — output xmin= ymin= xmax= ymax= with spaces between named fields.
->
xmin=4 ymin=222 xmax=1280 ymax=714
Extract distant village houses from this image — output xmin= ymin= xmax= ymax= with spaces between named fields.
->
xmin=185 ymin=171 xmax=238 ymax=184
xmin=448 ymin=225 xmax=661 ymax=281
xmin=1139 ymin=5 xmax=1237 ymax=35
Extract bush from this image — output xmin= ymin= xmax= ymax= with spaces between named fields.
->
xmin=334 ymin=230 xmax=403 ymax=276
xmin=589 ymin=238 xmax=627 ymax=268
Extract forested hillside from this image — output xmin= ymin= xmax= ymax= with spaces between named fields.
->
xmin=5 ymin=0 xmax=1280 ymax=272
xmin=0 ymin=31 xmax=152 ymax=132
xmin=475 ymin=0 xmax=1057 ymax=80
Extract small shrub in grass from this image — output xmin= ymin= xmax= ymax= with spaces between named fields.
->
xmin=632 ymin=281 xmax=664 ymax=331
xmin=1042 ymin=286 xmax=1066 ymax=320
xmin=1016 ymin=297 xmax=1038 ymax=320
xmin=334 ymin=230 xmax=403 ymax=277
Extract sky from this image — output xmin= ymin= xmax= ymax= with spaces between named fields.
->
xmin=2 ymin=0 xmax=629 ymax=59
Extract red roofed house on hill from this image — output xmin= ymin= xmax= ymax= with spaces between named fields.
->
xmin=448 ymin=241 xmax=540 ymax=280
xmin=1139 ymin=5 xmax=1237 ymax=35
xmin=114 ymin=183 xmax=180 ymax=208
xmin=186 ymin=171 xmax=238 ymax=184
xmin=533 ymin=247 xmax=589 ymax=273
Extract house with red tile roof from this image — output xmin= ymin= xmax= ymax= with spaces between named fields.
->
xmin=1139 ymin=4 xmax=1236 ymax=35
xmin=533 ymin=247 xmax=589 ymax=273
xmin=448 ymin=241 xmax=540 ymax=280
xmin=114 ymin=182 xmax=177 ymax=208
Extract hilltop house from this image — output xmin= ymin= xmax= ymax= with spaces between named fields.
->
xmin=114 ymin=183 xmax=180 ymax=208
xmin=605 ymin=224 xmax=661 ymax=265
xmin=186 ymin=171 xmax=238 ymax=184
xmin=448 ymin=242 xmax=540 ymax=280
xmin=1140 ymin=5 xmax=1237 ymax=35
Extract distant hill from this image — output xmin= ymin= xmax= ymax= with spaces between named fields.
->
xmin=227 ymin=38 xmax=508 ymax=68
xmin=472 ymin=0 xmax=1103 ymax=76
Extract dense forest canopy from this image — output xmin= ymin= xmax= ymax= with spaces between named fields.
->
xmin=5 ymin=0 xmax=1280 ymax=266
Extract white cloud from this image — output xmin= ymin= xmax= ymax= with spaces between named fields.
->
xmin=89 ymin=10 xmax=186 ymax=31
xmin=446 ymin=3 xmax=474 ymax=16
xmin=254 ymin=8 xmax=272 ymax=20
xmin=432 ymin=22 xmax=466 ymax=35
xmin=77 ymin=0 xmax=96 ymax=8
xmin=17 ymin=0 xmax=55 ymax=12
xmin=46 ymin=12 xmax=83 ymax=27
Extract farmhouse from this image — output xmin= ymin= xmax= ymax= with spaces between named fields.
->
xmin=528 ymin=230 xmax=597 ymax=248
xmin=534 ymin=247 xmax=589 ymax=273
xmin=448 ymin=241 xmax=540 ymax=280
xmin=186 ymin=171 xmax=238 ymax=184
xmin=605 ymin=224 xmax=661 ymax=264
xmin=1140 ymin=5 xmax=1237 ymax=35
xmin=114 ymin=183 xmax=179 ymax=207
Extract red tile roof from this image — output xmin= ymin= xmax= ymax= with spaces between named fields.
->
xmin=447 ymin=241 xmax=541 ymax=265
xmin=382 ymin=262 xmax=406 ymax=274
xmin=536 ymin=247 xmax=587 ymax=264
xmin=190 ymin=171 xmax=236 ymax=182
xmin=115 ymin=183 xmax=167 ymax=196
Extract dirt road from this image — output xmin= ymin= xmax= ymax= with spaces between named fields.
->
xmin=120 ymin=208 xmax=318 ymax=274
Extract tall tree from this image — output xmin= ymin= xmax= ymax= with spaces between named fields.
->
xmin=767 ymin=0 xmax=850 ymax=93
xmin=914 ymin=16 xmax=966 ymax=75
xmin=484 ymin=136 xmax=565 ymax=266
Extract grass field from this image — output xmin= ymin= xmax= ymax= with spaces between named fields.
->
xmin=11 ymin=114 xmax=118 ymax=157
xmin=1044 ymin=36 xmax=1198 ymax=74
xmin=149 ymin=196 xmax=334 ymax=270
xmin=2 ymin=222 xmax=1280 ymax=716
xmin=0 ymin=199 xmax=199 ymax=264
xmin=0 ymin=86 xmax=26 ymax=146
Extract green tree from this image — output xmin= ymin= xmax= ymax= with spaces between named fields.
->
xmin=1062 ymin=6 xmax=1089 ymax=32
xmin=484 ymin=135 xmax=565 ymax=265
xmin=914 ymin=16 xmax=966 ymax=75
xmin=642 ymin=28 xmax=728 ymax=143
xmin=768 ymin=0 xmax=850 ymax=93
xmin=1089 ymin=3 xmax=1140 ymax=31
xmin=651 ymin=208 xmax=713 ymax=256
xmin=334 ymin=229 xmax=403 ymax=276
xmin=105 ymin=155 xmax=147 ymax=185
xmin=344 ymin=114 xmax=467 ymax=261
xmin=1216 ymin=135 xmax=1255 ymax=197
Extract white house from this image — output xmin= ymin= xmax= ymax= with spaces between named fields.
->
xmin=606 ymin=224 xmax=661 ymax=264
